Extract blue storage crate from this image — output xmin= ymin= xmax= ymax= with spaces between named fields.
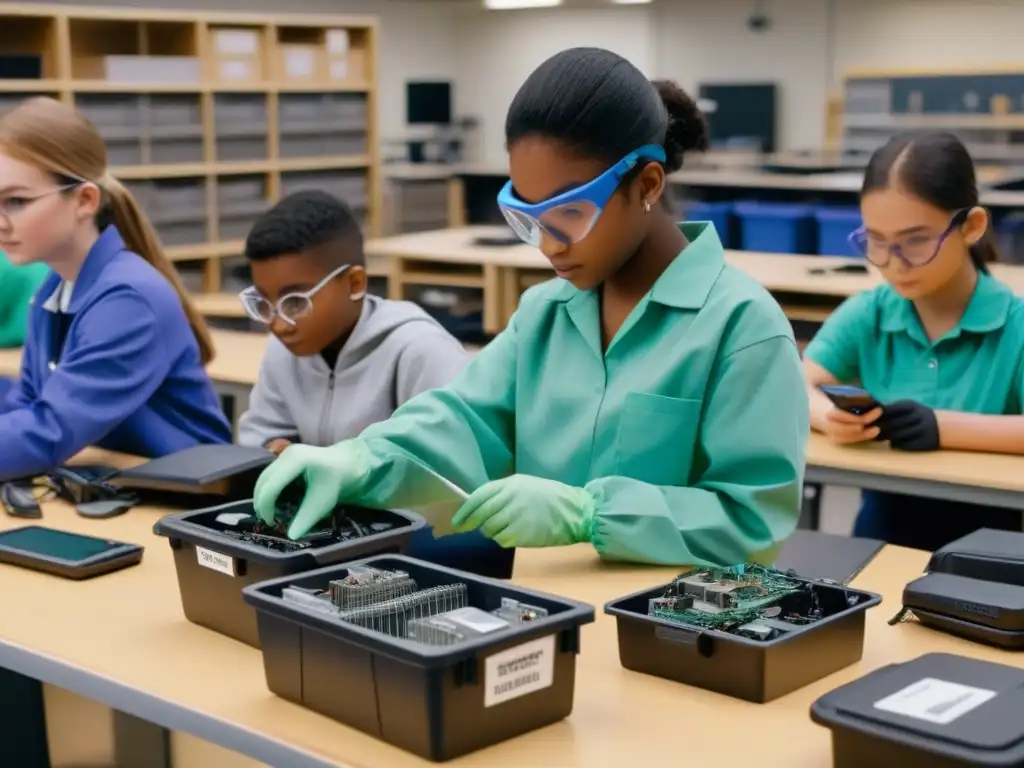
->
xmin=998 ymin=212 xmax=1024 ymax=264
xmin=734 ymin=202 xmax=816 ymax=254
xmin=814 ymin=206 xmax=863 ymax=256
xmin=685 ymin=201 xmax=734 ymax=248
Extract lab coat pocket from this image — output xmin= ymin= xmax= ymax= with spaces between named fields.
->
xmin=614 ymin=392 xmax=702 ymax=487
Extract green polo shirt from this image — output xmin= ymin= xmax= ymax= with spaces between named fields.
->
xmin=805 ymin=272 xmax=1024 ymax=414
xmin=0 ymin=253 xmax=49 ymax=349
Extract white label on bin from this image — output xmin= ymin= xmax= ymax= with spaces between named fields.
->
xmin=219 ymin=59 xmax=253 ymax=81
xmin=483 ymin=634 xmax=555 ymax=708
xmin=327 ymin=29 xmax=350 ymax=54
xmin=284 ymin=49 xmax=316 ymax=79
xmin=196 ymin=546 xmax=236 ymax=577
xmin=214 ymin=29 xmax=258 ymax=55
xmin=873 ymin=677 xmax=996 ymax=724
xmin=329 ymin=59 xmax=348 ymax=80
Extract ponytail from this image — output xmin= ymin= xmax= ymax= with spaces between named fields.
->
xmin=100 ymin=174 xmax=216 ymax=364
xmin=969 ymin=225 xmax=999 ymax=275
xmin=0 ymin=96 xmax=215 ymax=364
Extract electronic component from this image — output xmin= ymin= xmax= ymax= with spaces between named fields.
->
xmin=340 ymin=583 xmax=470 ymax=637
xmin=407 ymin=599 xmax=550 ymax=646
xmin=213 ymin=510 xmax=397 ymax=553
xmin=0 ymin=525 xmax=144 ymax=580
xmin=409 ymin=607 xmax=510 ymax=646
xmin=492 ymin=597 xmax=548 ymax=624
xmin=328 ymin=565 xmax=417 ymax=610
xmin=281 ymin=586 xmax=337 ymax=615
xmin=279 ymin=566 xmax=552 ymax=648
xmin=648 ymin=564 xmax=829 ymax=638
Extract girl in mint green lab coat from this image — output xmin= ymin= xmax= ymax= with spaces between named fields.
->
xmin=253 ymin=48 xmax=809 ymax=567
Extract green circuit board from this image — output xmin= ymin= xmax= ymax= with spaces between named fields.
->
xmin=648 ymin=565 xmax=812 ymax=638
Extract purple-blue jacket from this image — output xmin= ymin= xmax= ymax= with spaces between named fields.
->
xmin=0 ymin=226 xmax=231 ymax=480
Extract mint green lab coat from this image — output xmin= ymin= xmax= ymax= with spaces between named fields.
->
xmin=355 ymin=223 xmax=809 ymax=565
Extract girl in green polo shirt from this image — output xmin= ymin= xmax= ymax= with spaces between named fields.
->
xmin=804 ymin=131 xmax=1024 ymax=550
xmin=0 ymin=250 xmax=47 ymax=348
xmin=0 ymin=250 xmax=47 ymax=401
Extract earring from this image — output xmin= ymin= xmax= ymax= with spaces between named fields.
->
xmin=643 ymin=200 xmax=652 ymax=213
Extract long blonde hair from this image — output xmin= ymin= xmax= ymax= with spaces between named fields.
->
xmin=0 ymin=97 xmax=215 ymax=364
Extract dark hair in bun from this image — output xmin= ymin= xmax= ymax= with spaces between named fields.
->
xmin=505 ymin=47 xmax=707 ymax=174
xmin=651 ymin=79 xmax=708 ymax=172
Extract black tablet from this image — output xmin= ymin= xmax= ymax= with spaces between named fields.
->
xmin=0 ymin=525 xmax=144 ymax=580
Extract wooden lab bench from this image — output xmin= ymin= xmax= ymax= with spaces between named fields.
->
xmin=366 ymin=225 xmax=1024 ymax=336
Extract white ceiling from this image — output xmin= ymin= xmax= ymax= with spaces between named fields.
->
xmin=419 ymin=0 xmax=659 ymax=6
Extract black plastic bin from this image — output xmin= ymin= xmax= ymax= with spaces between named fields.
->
xmin=604 ymin=572 xmax=881 ymax=703
xmin=242 ymin=554 xmax=595 ymax=761
xmin=153 ymin=503 xmax=425 ymax=648
xmin=812 ymin=652 xmax=1024 ymax=767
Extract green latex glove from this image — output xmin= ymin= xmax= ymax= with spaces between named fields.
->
xmin=253 ymin=441 xmax=372 ymax=539
xmin=451 ymin=474 xmax=595 ymax=548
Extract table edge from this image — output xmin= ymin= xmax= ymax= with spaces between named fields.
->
xmin=806 ymin=463 xmax=1024 ymax=509
xmin=0 ymin=637 xmax=342 ymax=768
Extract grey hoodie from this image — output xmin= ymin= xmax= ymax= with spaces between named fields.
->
xmin=237 ymin=294 xmax=470 ymax=448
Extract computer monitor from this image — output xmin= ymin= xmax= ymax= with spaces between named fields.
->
xmin=407 ymin=81 xmax=452 ymax=126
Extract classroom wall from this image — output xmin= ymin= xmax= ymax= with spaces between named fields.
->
xmin=452 ymin=6 xmax=656 ymax=167
xmin=834 ymin=0 xmax=1024 ymax=75
xmin=653 ymin=0 xmax=833 ymax=156
xmin=452 ymin=0 xmax=1024 ymax=166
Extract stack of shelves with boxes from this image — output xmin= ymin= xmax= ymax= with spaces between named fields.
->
xmin=842 ymin=68 xmax=1024 ymax=163
xmin=0 ymin=4 xmax=379 ymax=294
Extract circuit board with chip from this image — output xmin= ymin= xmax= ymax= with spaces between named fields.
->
xmin=648 ymin=565 xmax=830 ymax=641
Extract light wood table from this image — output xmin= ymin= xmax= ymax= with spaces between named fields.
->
xmin=806 ymin=432 xmax=1024 ymax=511
xmin=191 ymin=292 xmax=248 ymax=320
xmin=450 ymin=163 xmax=1024 ymax=209
xmin=2 ymin=500 xmax=1020 ymax=767
xmin=366 ymin=226 xmax=1024 ymax=335
xmin=67 ymin=446 xmax=146 ymax=471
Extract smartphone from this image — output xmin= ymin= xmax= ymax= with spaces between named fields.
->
xmin=818 ymin=385 xmax=881 ymax=416
xmin=0 ymin=525 xmax=144 ymax=580
xmin=809 ymin=264 xmax=870 ymax=275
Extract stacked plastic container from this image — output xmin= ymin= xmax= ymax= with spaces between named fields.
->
xmin=733 ymin=202 xmax=816 ymax=254
xmin=998 ymin=212 xmax=1024 ymax=264
xmin=278 ymin=93 xmax=368 ymax=159
xmin=684 ymin=201 xmax=735 ymax=248
xmin=281 ymin=169 xmax=370 ymax=229
xmin=813 ymin=207 xmax=863 ymax=257
xmin=214 ymin=94 xmax=268 ymax=162
xmin=216 ymin=176 xmax=267 ymax=241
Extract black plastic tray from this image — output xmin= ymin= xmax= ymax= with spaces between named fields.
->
xmin=928 ymin=528 xmax=1024 ymax=587
xmin=812 ymin=652 xmax=1024 ymax=768
xmin=242 ymin=554 xmax=595 ymax=761
xmin=605 ymin=573 xmax=882 ymax=703
xmin=153 ymin=502 xmax=425 ymax=647
xmin=901 ymin=571 xmax=1024 ymax=649
xmin=112 ymin=444 xmax=275 ymax=500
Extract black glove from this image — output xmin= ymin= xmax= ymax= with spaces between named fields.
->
xmin=876 ymin=400 xmax=939 ymax=452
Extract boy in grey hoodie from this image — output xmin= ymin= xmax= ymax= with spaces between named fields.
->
xmin=237 ymin=191 xmax=470 ymax=452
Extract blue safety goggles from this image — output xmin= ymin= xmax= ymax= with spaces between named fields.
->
xmin=497 ymin=144 xmax=667 ymax=246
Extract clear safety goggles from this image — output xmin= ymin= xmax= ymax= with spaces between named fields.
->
xmin=239 ymin=264 xmax=351 ymax=325
xmin=497 ymin=144 xmax=666 ymax=247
